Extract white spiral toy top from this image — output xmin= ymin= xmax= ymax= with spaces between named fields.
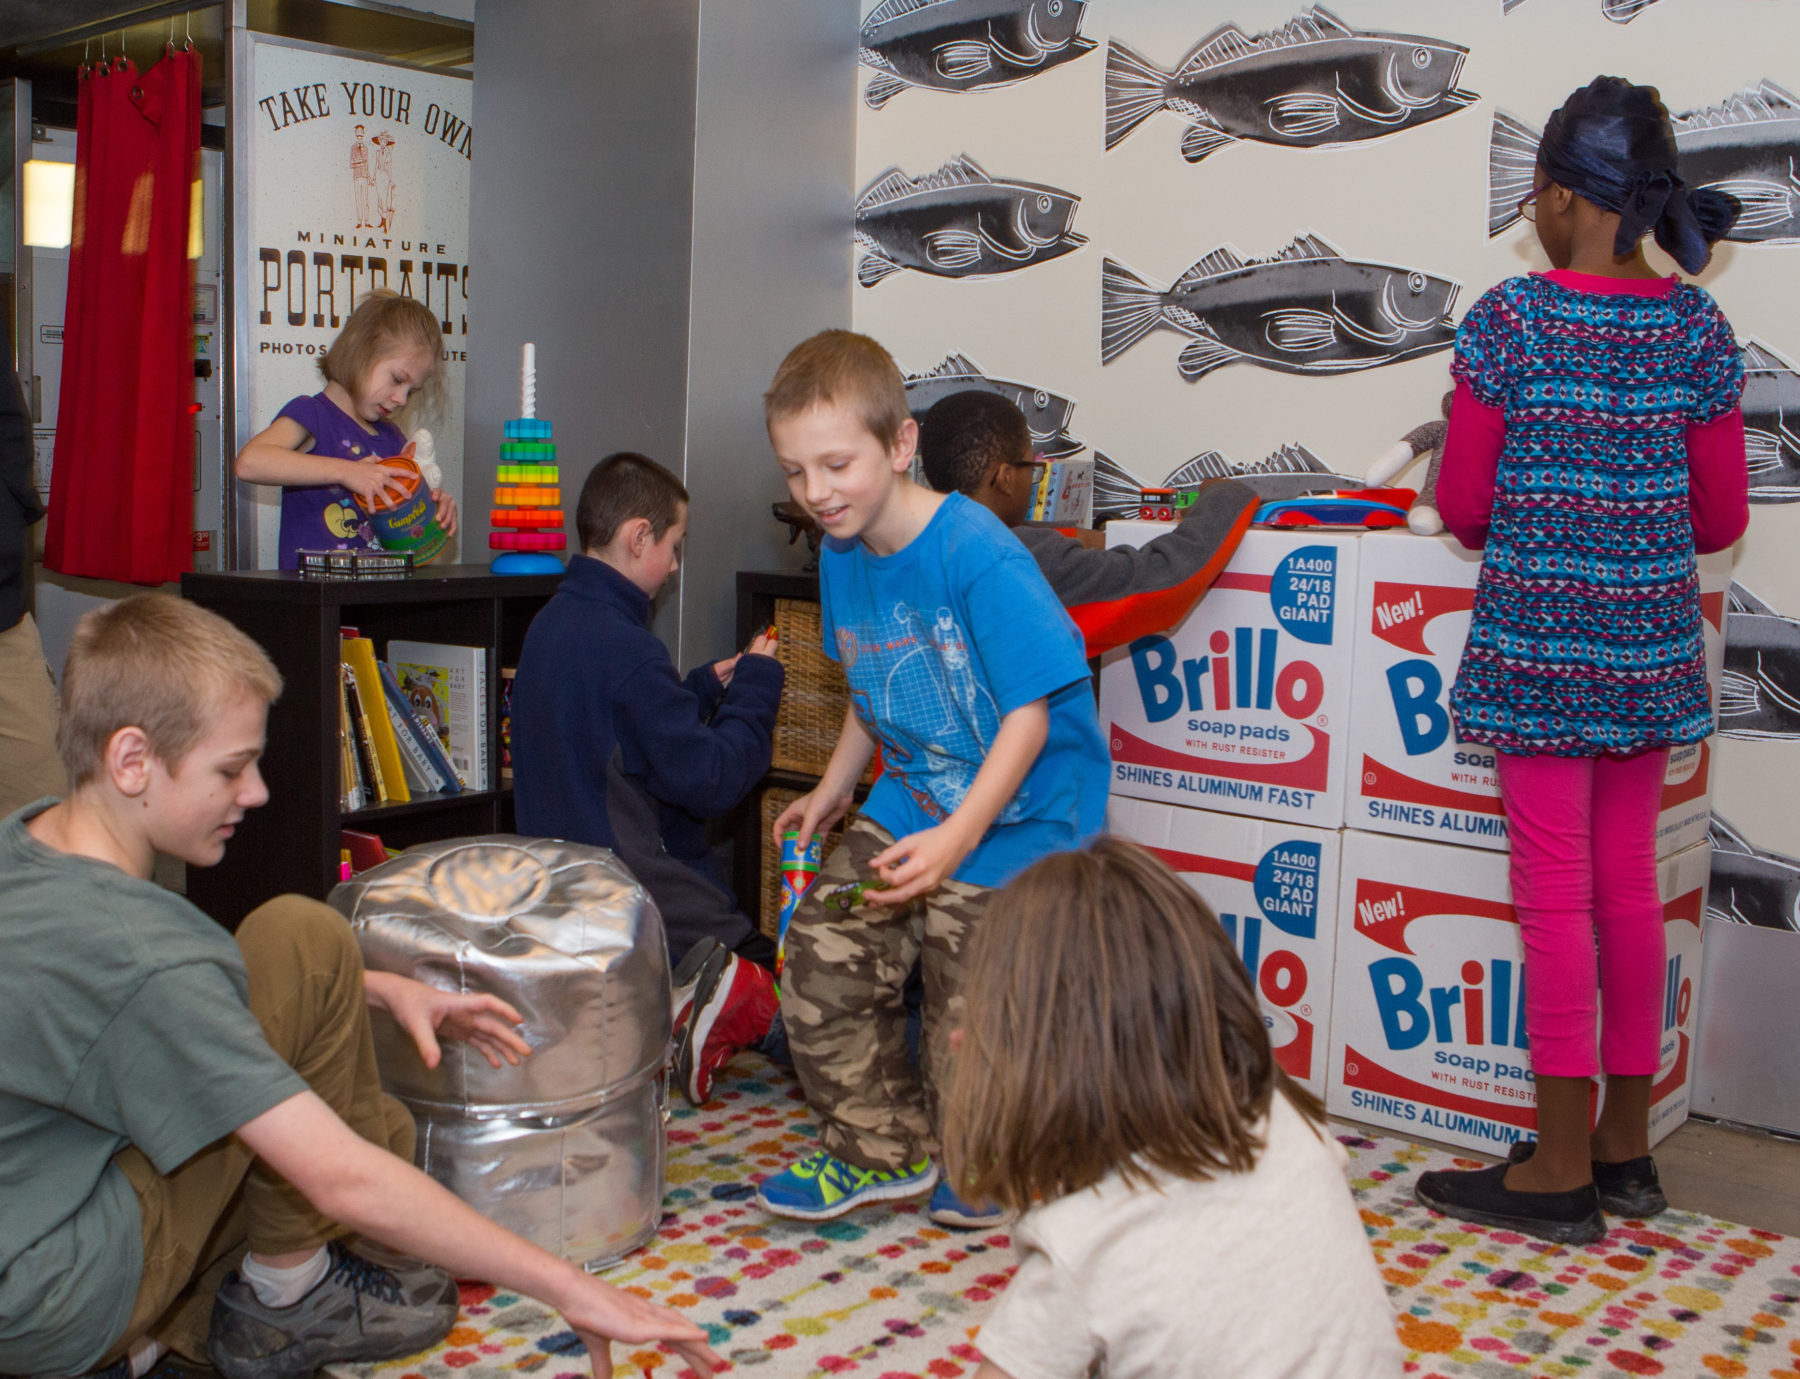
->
xmin=521 ymin=341 xmax=537 ymax=419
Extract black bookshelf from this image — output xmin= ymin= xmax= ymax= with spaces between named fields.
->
xmin=181 ymin=565 xmax=562 ymax=928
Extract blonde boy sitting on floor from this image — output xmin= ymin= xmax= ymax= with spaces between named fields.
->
xmin=756 ymin=331 xmax=1110 ymax=1228
xmin=0 ymin=594 xmax=718 ymax=1379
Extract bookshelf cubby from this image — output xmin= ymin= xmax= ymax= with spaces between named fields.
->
xmin=181 ymin=565 xmax=562 ymax=929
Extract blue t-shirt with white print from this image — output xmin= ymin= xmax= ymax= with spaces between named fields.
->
xmin=819 ymin=493 xmax=1108 ymax=887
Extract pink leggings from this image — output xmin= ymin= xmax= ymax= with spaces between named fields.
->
xmin=1497 ymin=749 xmax=1668 ymax=1079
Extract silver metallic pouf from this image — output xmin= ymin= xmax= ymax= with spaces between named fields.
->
xmin=330 ymin=834 xmax=670 ymax=1269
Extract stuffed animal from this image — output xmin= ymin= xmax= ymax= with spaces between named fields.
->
xmin=1365 ymin=390 xmax=1452 ymax=535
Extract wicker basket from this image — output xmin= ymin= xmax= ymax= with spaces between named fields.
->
xmin=771 ymin=598 xmax=874 ymax=782
xmin=756 ymin=787 xmax=848 ymax=937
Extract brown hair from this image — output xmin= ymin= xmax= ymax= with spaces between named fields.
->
xmin=941 ymin=837 xmax=1325 ymax=1213
xmin=576 ymin=452 xmax=689 ymax=553
xmin=763 ymin=329 xmax=912 ymax=450
xmin=58 ymin=594 xmax=282 ymax=788
xmin=319 ymin=288 xmax=445 ymax=427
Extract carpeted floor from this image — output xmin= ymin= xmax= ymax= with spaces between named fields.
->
xmin=337 ymin=1058 xmax=1800 ymax=1379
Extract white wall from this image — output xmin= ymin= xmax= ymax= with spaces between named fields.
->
xmin=852 ymin=0 xmax=1800 ymax=869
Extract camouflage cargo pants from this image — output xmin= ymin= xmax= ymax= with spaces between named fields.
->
xmin=780 ymin=814 xmax=990 ymax=1173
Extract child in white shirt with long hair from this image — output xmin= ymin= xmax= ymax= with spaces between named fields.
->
xmin=942 ymin=838 xmax=1402 ymax=1379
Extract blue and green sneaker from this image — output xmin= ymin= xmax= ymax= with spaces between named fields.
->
xmin=756 ymin=1150 xmax=938 ymax=1220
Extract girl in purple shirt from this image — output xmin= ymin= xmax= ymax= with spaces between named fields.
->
xmin=235 ymin=290 xmax=458 ymax=569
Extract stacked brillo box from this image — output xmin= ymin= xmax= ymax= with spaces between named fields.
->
xmin=1099 ymin=524 xmax=1728 ymax=1153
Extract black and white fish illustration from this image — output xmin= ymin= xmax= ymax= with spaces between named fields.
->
xmin=1501 ymin=0 xmax=1666 ymax=22
xmin=1093 ymin=444 xmax=1360 ymax=522
xmin=904 ymin=353 xmax=1084 ymax=459
xmin=1720 ymin=582 xmax=1800 ymax=740
xmin=1709 ymin=815 xmax=1800 ymax=932
xmin=1741 ymin=340 xmax=1800 ymax=503
xmin=859 ymin=0 xmax=1096 ymax=110
xmin=1102 ymin=235 xmax=1459 ymax=382
xmin=1490 ymin=83 xmax=1800 ymax=243
xmin=1105 ymin=8 xmax=1475 ymax=164
xmin=856 ymin=156 xmax=1085 ymax=288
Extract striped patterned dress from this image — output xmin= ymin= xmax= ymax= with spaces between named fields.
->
xmin=1449 ymin=274 xmax=1744 ymax=756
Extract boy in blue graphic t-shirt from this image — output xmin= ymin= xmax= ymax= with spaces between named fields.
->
xmin=756 ymin=331 xmax=1108 ymax=1228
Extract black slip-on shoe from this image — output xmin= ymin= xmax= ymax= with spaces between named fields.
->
xmin=1507 ymin=1139 xmax=1668 ymax=1218
xmin=1415 ymin=1163 xmax=1606 ymax=1245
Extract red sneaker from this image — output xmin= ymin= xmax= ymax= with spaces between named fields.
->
xmin=673 ymin=949 xmax=778 ymax=1106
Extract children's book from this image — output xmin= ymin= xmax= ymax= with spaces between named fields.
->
xmin=387 ymin=640 xmax=488 ymax=790
xmin=381 ymin=680 xmax=446 ymax=794
xmin=342 ymin=662 xmax=388 ymax=805
xmin=378 ymin=659 xmax=462 ymax=793
xmin=339 ymin=669 xmax=366 ymax=812
xmin=343 ymin=636 xmax=409 ymax=804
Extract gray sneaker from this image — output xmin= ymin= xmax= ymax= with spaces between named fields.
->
xmin=205 ymin=1240 xmax=457 ymax=1379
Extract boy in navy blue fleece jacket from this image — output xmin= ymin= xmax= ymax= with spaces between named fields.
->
xmin=512 ymin=452 xmax=785 ymax=1104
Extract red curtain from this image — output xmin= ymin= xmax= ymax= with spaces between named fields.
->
xmin=45 ymin=46 xmax=201 ymax=585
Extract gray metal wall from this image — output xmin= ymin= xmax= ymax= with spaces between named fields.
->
xmin=467 ymin=0 xmax=856 ymax=664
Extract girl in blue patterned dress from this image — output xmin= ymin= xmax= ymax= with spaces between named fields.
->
xmin=1414 ymin=78 xmax=1748 ymax=1244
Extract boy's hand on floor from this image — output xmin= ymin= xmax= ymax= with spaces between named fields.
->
xmin=559 ymin=1277 xmax=723 ymax=1377
xmin=365 ymin=971 xmax=532 ymax=1070
xmin=865 ymin=821 xmax=976 ymax=906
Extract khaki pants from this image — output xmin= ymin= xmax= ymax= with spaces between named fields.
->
xmin=0 ymin=614 xmax=67 ymax=817
xmin=779 ymin=816 xmax=990 ymax=1173
xmin=102 ymin=895 xmax=413 ymax=1364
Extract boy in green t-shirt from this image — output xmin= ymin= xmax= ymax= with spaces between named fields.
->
xmin=0 ymin=594 xmax=718 ymax=1379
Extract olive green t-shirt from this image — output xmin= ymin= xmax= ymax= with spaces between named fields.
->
xmin=0 ymin=801 xmax=308 ymax=1374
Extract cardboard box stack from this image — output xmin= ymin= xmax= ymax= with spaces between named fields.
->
xmin=1101 ymin=523 xmax=1724 ymax=1154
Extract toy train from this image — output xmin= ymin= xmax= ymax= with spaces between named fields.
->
xmin=1135 ymin=484 xmax=1417 ymax=528
xmin=1136 ymin=487 xmax=1197 ymax=521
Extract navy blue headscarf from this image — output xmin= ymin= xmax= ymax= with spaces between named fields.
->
xmin=1538 ymin=76 xmax=1740 ymax=274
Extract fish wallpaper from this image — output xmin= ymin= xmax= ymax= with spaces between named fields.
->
xmin=1742 ymin=340 xmax=1800 ymax=503
xmin=1092 ymin=443 xmax=1359 ymax=521
xmin=1502 ymin=0 xmax=1669 ymax=23
xmin=1101 ymin=234 xmax=1460 ymax=380
xmin=904 ymin=353 xmax=1086 ymax=457
xmin=1489 ymin=81 xmax=1800 ymax=244
xmin=859 ymin=0 xmax=1098 ymax=110
xmin=851 ymin=0 xmax=1800 ymax=1061
xmin=855 ymin=155 xmax=1086 ymax=285
xmin=1105 ymin=9 xmax=1478 ymax=164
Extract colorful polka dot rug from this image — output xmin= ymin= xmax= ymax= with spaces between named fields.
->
xmin=333 ymin=1057 xmax=1800 ymax=1379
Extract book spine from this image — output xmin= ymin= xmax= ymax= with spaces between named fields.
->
xmin=385 ymin=693 xmax=444 ymax=792
xmin=339 ymin=671 xmax=365 ymax=811
xmin=344 ymin=665 xmax=388 ymax=803
xmin=474 ymin=650 xmax=490 ymax=791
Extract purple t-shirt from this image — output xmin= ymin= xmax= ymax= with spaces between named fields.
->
xmin=273 ymin=392 xmax=408 ymax=570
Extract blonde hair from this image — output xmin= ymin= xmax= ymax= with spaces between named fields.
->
xmin=320 ymin=289 xmax=445 ymax=428
xmin=941 ymin=837 xmax=1326 ymax=1214
xmin=58 ymin=594 xmax=282 ymax=787
xmin=763 ymin=329 xmax=912 ymax=450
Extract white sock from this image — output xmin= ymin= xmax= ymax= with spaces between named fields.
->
xmin=127 ymin=1337 xmax=166 ymax=1378
xmin=240 ymin=1246 xmax=330 ymax=1308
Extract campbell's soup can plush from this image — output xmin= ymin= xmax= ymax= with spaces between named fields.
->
xmin=776 ymin=830 xmax=824 ymax=977
xmin=356 ymin=445 xmax=449 ymax=564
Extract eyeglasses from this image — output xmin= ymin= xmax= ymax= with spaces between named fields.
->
xmin=1009 ymin=453 xmax=1048 ymax=481
xmin=1517 ymin=183 xmax=1548 ymax=223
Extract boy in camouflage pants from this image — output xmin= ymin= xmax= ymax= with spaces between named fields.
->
xmin=757 ymin=332 xmax=1109 ymax=1227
